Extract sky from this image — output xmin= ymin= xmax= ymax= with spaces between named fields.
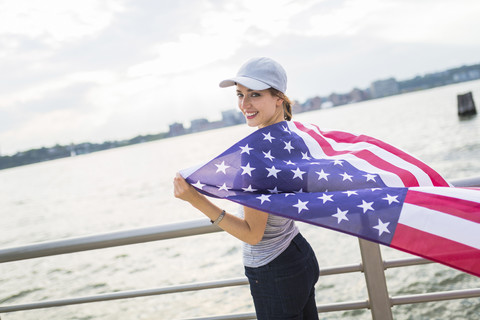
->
xmin=1 ymin=0 xmax=480 ymax=155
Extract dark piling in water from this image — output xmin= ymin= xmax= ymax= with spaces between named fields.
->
xmin=457 ymin=92 xmax=477 ymax=116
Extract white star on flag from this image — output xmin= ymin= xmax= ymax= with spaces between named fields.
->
xmin=257 ymin=194 xmax=271 ymax=204
xmin=358 ymin=200 xmax=374 ymax=213
xmin=318 ymin=193 xmax=333 ymax=203
xmin=383 ymin=194 xmax=400 ymax=204
xmin=215 ymin=161 xmax=230 ymax=174
xmin=268 ymin=186 xmax=280 ymax=194
xmin=266 ymin=166 xmax=281 ymax=178
xmin=291 ymin=167 xmax=306 ymax=180
xmin=340 ymin=172 xmax=353 ymax=181
xmin=218 ymin=183 xmax=230 ymax=192
xmin=316 ymin=169 xmax=330 ymax=181
xmin=301 ymin=152 xmax=311 ymax=160
xmin=343 ymin=190 xmax=358 ymax=197
xmin=293 ymin=199 xmax=309 ymax=214
xmin=284 ymin=141 xmax=295 ymax=153
xmin=263 ymin=132 xmax=275 ymax=142
xmin=192 ymin=181 xmax=205 ymax=190
xmin=241 ymin=163 xmax=256 ymax=176
xmin=364 ymin=174 xmax=377 ymax=182
xmin=332 ymin=208 xmax=349 ymax=223
xmin=239 ymin=144 xmax=254 ymax=154
xmin=373 ymin=219 xmax=391 ymax=236
xmin=282 ymin=125 xmax=291 ymax=134
xmin=242 ymin=185 xmax=258 ymax=192
xmin=263 ymin=150 xmax=275 ymax=161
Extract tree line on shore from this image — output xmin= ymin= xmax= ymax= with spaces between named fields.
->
xmin=0 ymin=132 xmax=167 ymax=170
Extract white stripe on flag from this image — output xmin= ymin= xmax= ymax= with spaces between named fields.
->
xmin=300 ymin=123 xmax=436 ymax=186
xmin=409 ymin=186 xmax=480 ymax=203
xmin=399 ymin=203 xmax=480 ymax=249
xmin=289 ymin=122 xmax=405 ymax=186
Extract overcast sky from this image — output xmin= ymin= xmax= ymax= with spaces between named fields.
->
xmin=1 ymin=0 xmax=480 ymax=155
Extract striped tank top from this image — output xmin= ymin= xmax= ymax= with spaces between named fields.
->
xmin=239 ymin=207 xmax=299 ymax=268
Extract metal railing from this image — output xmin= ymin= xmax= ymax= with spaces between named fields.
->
xmin=1 ymin=176 xmax=479 ymax=319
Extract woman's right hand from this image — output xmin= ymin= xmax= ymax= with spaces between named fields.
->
xmin=173 ymin=172 xmax=202 ymax=204
xmin=173 ymin=174 xmax=268 ymax=245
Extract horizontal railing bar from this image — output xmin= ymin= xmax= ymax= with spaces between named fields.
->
xmin=450 ymin=175 xmax=480 ymax=187
xmin=319 ymin=263 xmax=363 ymax=275
xmin=185 ymin=300 xmax=371 ymax=320
xmin=391 ymin=288 xmax=480 ymax=305
xmin=0 ymin=278 xmax=249 ymax=313
xmin=318 ymin=256 xmax=432 ymax=277
xmin=185 ymin=311 xmax=257 ymax=320
xmin=0 ymin=219 xmax=220 ymax=263
xmin=0 ymin=260 xmax=369 ymax=313
xmin=384 ymin=257 xmax=432 ymax=269
xmin=316 ymin=299 xmax=370 ymax=313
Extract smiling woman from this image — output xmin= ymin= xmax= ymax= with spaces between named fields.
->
xmin=174 ymin=57 xmax=321 ymax=320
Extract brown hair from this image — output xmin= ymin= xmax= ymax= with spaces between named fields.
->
xmin=268 ymin=88 xmax=293 ymax=121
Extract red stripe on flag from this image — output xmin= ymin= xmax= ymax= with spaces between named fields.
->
xmin=316 ymin=127 xmax=449 ymax=187
xmin=391 ymin=223 xmax=480 ymax=277
xmin=293 ymin=122 xmax=420 ymax=187
xmin=404 ymin=190 xmax=480 ymax=223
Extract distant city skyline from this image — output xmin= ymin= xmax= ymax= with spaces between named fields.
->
xmin=1 ymin=0 xmax=480 ymax=155
xmin=178 ymin=62 xmax=480 ymax=134
xmin=2 ymin=61 xmax=479 ymax=170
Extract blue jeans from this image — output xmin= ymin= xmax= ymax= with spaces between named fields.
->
xmin=244 ymin=233 xmax=320 ymax=320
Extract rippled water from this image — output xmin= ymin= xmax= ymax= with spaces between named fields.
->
xmin=0 ymin=80 xmax=479 ymax=319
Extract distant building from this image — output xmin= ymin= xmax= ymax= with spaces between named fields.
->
xmin=348 ymin=88 xmax=369 ymax=103
xmin=168 ymin=122 xmax=186 ymax=137
xmin=303 ymin=96 xmax=323 ymax=111
xmin=370 ymin=78 xmax=400 ymax=98
xmin=292 ymin=100 xmax=303 ymax=114
xmin=190 ymin=118 xmax=227 ymax=133
xmin=329 ymin=93 xmax=349 ymax=106
xmin=190 ymin=118 xmax=210 ymax=132
xmin=221 ymin=109 xmax=244 ymax=126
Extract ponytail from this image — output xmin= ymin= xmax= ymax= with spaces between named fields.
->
xmin=268 ymin=88 xmax=293 ymax=121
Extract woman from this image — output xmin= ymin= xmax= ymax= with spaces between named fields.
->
xmin=173 ymin=57 xmax=320 ymax=319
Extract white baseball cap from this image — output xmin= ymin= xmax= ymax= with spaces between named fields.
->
xmin=219 ymin=57 xmax=287 ymax=93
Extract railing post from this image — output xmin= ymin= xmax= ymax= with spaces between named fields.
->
xmin=358 ymin=238 xmax=393 ymax=320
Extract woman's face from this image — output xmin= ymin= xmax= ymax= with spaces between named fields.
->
xmin=236 ymin=84 xmax=284 ymax=128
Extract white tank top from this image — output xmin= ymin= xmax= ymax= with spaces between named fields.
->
xmin=239 ymin=207 xmax=299 ymax=268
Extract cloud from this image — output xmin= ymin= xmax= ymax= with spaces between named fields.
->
xmin=0 ymin=0 xmax=124 ymax=45
xmin=304 ymin=0 xmax=480 ymax=46
xmin=1 ymin=0 xmax=480 ymax=155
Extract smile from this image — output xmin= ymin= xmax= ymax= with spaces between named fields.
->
xmin=245 ymin=111 xmax=258 ymax=117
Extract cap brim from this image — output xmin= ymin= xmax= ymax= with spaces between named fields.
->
xmin=219 ymin=76 xmax=271 ymax=90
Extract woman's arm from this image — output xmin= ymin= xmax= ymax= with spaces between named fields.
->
xmin=173 ymin=173 xmax=268 ymax=245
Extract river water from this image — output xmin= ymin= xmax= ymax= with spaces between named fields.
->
xmin=1 ymin=80 xmax=479 ymax=319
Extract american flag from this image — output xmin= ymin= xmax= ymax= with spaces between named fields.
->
xmin=181 ymin=121 xmax=480 ymax=277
